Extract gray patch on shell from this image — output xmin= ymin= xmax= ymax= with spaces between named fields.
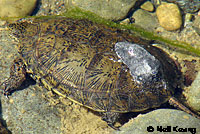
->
xmin=115 ymin=42 xmax=161 ymax=84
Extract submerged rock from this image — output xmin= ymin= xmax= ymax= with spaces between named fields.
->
xmin=185 ymin=71 xmax=200 ymax=112
xmin=140 ymin=1 xmax=154 ymax=12
xmin=65 ymin=0 xmax=144 ymax=20
xmin=132 ymin=9 xmax=158 ymax=31
xmin=114 ymin=109 xmax=200 ymax=134
xmin=0 ymin=0 xmax=37 ymax=17
xmin=166 ymin=0 xmax=200 ymax=13
xmin=156 ymin=3 xmax=182 ymax=31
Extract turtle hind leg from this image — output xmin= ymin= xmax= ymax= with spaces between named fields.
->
xmin=0 ymin=57 xmax=26 ymax=96
xmin=101 ymin=112 xmax=120 ymax=130
xmin=169 ymin=97 xmax=200 ymax=119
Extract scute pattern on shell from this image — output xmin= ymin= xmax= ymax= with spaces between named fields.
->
xmin=8 ymin=17 xmax=178 ymax=113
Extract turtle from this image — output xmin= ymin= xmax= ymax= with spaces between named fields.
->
xmin=1 ymin=17 xmax=199 ymax=130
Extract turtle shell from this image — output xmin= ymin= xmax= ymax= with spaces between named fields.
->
xmin=8 ymin=17 xmax=179 ymax=113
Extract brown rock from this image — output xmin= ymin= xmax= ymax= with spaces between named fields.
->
xmin=140 ymin=1 xmax=154 ymax=12
xmin=156 ymin=3 xmax=182 ymax=31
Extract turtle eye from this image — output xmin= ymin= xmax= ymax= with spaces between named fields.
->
xmin=8 ymin=21 xmax=30 ymax=38
xmin=15 ymin=61 xmax=20 ymax=65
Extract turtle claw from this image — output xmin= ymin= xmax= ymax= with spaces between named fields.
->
xmin=4 ymin=89 xmax=11 ymax=99
xmin=107 ymin=123 xmax=120 ymax=131
xmin=4 ymin=92 xmax=10 ymax=99
xmin=0 ymin=81 xmax=12 ymax=98
xmin=102 ymin=112 xmax=120 ymax=130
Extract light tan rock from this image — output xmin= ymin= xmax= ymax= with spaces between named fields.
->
xmin=0 ymin=0 xmax=37 ymax=18
xmin=140 ymin=1 xmax=154 ymax=12
xmin=156 ymin=3 xmax=182 ymax=31
xmin=185 ymin=71 xmax=200 ymax=111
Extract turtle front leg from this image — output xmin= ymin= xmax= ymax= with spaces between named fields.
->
xmin=1 ymin=57 xmax=26 ymax=96
xmin=102 ymin=112 xmax=120 ymax=130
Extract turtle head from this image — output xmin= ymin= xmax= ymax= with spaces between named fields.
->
xmin=8 ymin=20 xmax=38 ymax=39
xmin=8 ymin=21 xmax=29 ymax=38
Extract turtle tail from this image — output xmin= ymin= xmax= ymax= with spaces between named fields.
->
xmin=169 ymin=97 xmax=200 ymax=119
